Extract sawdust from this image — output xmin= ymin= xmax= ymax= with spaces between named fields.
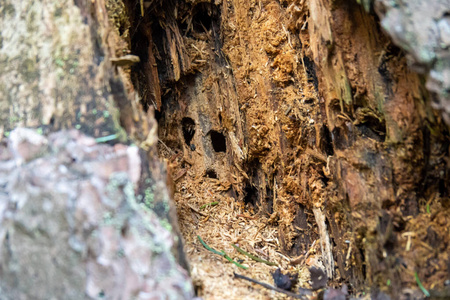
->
xmin=160 ymin=146 xmax=318 ymax=299
xmin=398 ymin=199 xmax=450 ymax=291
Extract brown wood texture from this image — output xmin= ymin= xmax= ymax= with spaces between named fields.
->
xmin=132 ymin=0 xmax=449 ymax=298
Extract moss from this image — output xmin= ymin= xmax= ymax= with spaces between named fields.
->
xmin=109 ymin=106 xmax=128 ymax=143
xmin=53 ymin=55 xmax=79 ymax=75
xmin=336 ymin=71 xmax=353 ymax=106
xmin=356 ymin=0 xmax=373 ymax=13
xmin=0 ymin=2 xmax=15 ymax=16
xmin=374 ymin=89 xmax=385 ymax=115
xmin=102 ymin=212 xmax=113 ymax=224
xmin=159 ymin=219 xmax=173 ymax=232
xmin=116 ymin=248 xmax=125 ymax=258
xmin=20 ymin=58 xmax=39 ymax=83
xmin=144 ymin=188 xmax=155 ymax=209
xmin=26 ymin=10 xmax=36 ymax=32
xmin=55 ymin=58 xmax=64 ymax=68
xmin=9 ymin=115 xmax=19 ymax=123
xmin=123 ymin=179 xmax=135 ymax=203
xmin=342 ymin=76 xmax=353 ymax=105
xmin=54 ymin=7 xmax=63 ymax=18
xmin=105 ymin=0 xmax=130 ymax=38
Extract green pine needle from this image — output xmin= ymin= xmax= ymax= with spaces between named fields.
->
xmin=197 ymin=235 xmax=248 ymax=270
xmin=414 ymin=272 xmax=430 ymax=297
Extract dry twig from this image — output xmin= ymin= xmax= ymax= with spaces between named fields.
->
xmin=234 ymin=273 xmax=307 ymax=299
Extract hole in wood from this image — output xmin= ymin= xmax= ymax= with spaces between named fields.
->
xmin=320 ymin=124 xmax=334 ymax=156
xmin=192 ymin=3 xmax=214 ymax=33
xmin=181 ymin=117 xmax=196 ymax=146
xmin=205 ymin=169 xmax=218 ymax=179
xmin=209 ymin=130 xmax=226 ymax=152
xmin=302 ymin=56 xmax=319 ymax=92
xmin=243 ymin=184 xmax=258 ymax=206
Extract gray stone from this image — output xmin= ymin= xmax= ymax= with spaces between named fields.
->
xmin=0 ymin=128 xmax=194 ymax=300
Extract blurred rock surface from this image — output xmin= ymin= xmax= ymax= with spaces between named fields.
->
xmin=0 ymin=128 xmax=194 ymax=300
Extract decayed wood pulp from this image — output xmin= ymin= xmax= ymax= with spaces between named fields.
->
xmin=119 ymin=0 xmax=449 ymax=299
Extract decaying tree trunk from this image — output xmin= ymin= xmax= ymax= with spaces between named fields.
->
xmin=1 ymin=0 xmax=449 ymax=299
xmin=127 ymin=0 xmax=449 ymax=298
